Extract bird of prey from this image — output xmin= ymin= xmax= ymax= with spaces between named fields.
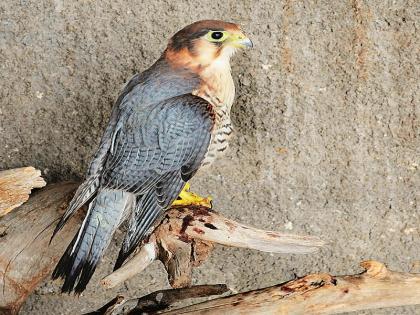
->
xmin=51 ymin=20 xmax=252 ymax=293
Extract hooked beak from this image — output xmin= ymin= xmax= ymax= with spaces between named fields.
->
xmin=228 ymin=33 xmax=253 ymax=49
xmin=237 ymin=37 xmax=253 ymax=48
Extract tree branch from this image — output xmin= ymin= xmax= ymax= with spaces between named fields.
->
xmin=161 ymin=261 xmax=420 ymax=315
xmin=101 ymin=238 xmax=157 ymax=289
xmin=101 ymin=206 xmax=325 ymax=289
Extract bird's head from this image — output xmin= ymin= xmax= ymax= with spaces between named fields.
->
xmin=164 ymin=20 xmax=252 ymax=71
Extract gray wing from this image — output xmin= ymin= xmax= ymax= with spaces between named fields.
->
xmin=87 ymin=74 xmax=143 ymax=177
xmin=52 ymin=74 xmax=142 ymax=239
xmin=100 ymin=94 xmax=214 ymax=268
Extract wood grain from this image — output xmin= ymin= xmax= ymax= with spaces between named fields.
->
xmin=0 ymin=167 xmax=46 ymax=217
xmin=162 ymin=261 xmax=420 ymax=315
xmin=0 ymin=183 xmax=80 ymax=314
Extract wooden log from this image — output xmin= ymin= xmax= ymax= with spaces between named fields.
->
xmin=161 ymin=261 xmax=420 ymax=315
xmin=0 ymin=167 xmax=46 ymax=217
xmin=0 ymin=183 xmax=80 ymax=314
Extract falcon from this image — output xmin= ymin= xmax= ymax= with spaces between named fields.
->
xmin=51 ymin=20 xmax=252 ymax=293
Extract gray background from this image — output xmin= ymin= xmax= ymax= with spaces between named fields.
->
xmin=0 ymin=0 xmax=419 ymax=314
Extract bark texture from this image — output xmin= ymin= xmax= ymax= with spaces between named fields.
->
xmin=0 ymin=167 xmax=46 ymax=217
xmin=101 ymin=206 xmax=324 ymax=289
xmin=0 ymin=183 xmax=80 ymax=314
xmin=162 ymin=261 xmax=420 ymax=315
xmin=0 ymin=179 xmax=322 ymax=314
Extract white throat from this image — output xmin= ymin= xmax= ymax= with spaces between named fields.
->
xmin=200 ymin=47 xmax=236 ymax=109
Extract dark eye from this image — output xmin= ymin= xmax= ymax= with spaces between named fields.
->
xmin=211 ymin=32 xmax=224 ymax=40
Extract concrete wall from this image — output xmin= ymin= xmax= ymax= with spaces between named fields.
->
xmin=0 ymin=0 xmax=418 ymax=314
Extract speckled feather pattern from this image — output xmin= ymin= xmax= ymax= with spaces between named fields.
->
xmin=194 ymin=60 xmax=235 ymax=167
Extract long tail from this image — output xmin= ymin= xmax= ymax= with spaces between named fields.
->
xmin=52 ymin=189 xmax=134 ymax=293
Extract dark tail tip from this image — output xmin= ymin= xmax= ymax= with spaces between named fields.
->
xmin=52 ymin=237 xmax=81 ymax=294
xmin=52 ymin=236 xmax=76 ymax=281
xmin=52 ymin=232 xmax=98 ymax=294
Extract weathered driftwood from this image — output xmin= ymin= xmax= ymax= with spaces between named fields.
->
xmin=3 ymin=170 xmax=418 ymax=314
xmin=0 ymin=170 xmax=324 ymax=314
xmin=0 ymin=182 xmax=80 ymax=314
xmin=0 ymin=167 xmax=46 ymax=217
xmin=87 ymin=284 xmax=229 ymax=315
xmin=101 ymin=206 xmax=325 ymax=289
xmin=158 ymin=261 xmax=420 ymax=315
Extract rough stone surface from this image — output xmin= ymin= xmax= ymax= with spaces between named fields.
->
xmin=0 ymin=0 xmax=419 ymax=314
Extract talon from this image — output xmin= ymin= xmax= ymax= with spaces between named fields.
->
xmin=172 ymin=183 xmax=212 ymax=208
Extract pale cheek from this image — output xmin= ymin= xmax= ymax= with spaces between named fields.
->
xmin=193 ymin=41 xmax=218 ymax=66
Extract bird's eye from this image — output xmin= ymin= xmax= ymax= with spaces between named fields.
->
xmin=211 ymin=32 xmax=224 ymax=40
xmin=206 ymin=30 xmax=228 ymax=42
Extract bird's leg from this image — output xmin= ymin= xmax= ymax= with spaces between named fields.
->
xmin=172 ymin=183 xmax=212 ymax=208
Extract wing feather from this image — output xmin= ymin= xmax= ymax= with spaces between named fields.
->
xmin=104 ymin=94 xmax=214 ymax=268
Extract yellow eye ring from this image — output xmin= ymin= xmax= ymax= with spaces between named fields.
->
xmin=206 ymin=30 xmax=228 ymax=42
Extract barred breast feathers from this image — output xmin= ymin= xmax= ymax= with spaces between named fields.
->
xmin=193 ymin=48 xmax=236 ymax=167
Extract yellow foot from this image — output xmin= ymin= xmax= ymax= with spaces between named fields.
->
xmin=172 ymin=183 xmax=212 ymax=208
